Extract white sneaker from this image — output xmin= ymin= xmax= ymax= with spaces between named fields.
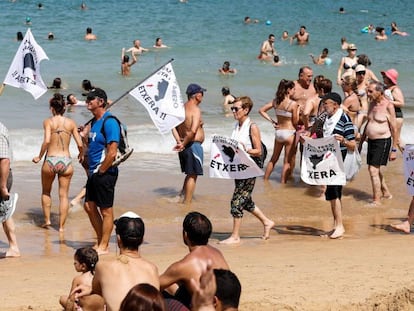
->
xmin=0 ymin=193 xmax=18 ymax=222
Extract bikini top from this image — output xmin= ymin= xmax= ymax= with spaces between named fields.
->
xmin=343 ymin=63 xmax=357 ymax=70
xmin=51 ymin=117 xmax=71 ymax=150
xmin=275 ymin=100 xmax=294 ymax=118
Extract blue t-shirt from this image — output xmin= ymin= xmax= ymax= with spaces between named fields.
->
xmin=88 ymin=111 xmax=120 ymax=174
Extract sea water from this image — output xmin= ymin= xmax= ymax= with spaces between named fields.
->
xmin=0 ymin=0 xmax=413 ymax=170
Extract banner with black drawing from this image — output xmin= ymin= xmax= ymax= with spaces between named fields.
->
xmin=301 ymin=136 xmax=346 ymax=186
xmin=209 ymin=135 xmax=264 ymax=179
xmin=403 ymin=144 xmax=414 ymax=196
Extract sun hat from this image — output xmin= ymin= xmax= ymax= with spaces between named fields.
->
xmin=381 ymin=68 xmax=398 ymax=85
xmin=347 ymin=43 xmax=357 ymax=50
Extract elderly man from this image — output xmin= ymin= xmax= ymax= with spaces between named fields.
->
xmin=359 ymin=81 xmax=398 ymax=206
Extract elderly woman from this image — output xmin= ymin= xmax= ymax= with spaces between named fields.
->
xmin=32 ymin=93 xmax=83 ymax=231
xmin=220 ymin=96 xmax=274 ymax=244
xmin=319 ymin=92 xmax=355 ymax=239
xmin=382 ymin=68 xmax=405 ymax=149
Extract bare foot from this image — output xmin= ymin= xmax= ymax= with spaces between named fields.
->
xmin=219 ymin=236 xmax=240 ymax=245
xmin=365 ymin=201 xmax=381 ymax=208
xmin=59 ymin=227 xmax=65 ymax=233
xmin=41 ymin=223 xmax=52 ymax=229
xmin=382 ymin=194 xmax=393 ymax=200
xmin=5 ymin=248 xmax=21 ymax=258
xmin=390 ymin=221 xmax=411 ymax=234
xmin=95 ymin=247 xmax=110 ymax=255
xmin=263 ymin=220 xmax=275 ymax=240
xmin=329 ymin=226 xmax=345 ymax=239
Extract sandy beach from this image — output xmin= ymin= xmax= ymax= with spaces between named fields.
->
xmin=2 ymin=154 xmax=414 ymax=311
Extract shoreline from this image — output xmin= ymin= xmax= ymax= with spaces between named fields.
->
xmin=2 ymin=155 xmax=414 ymax=310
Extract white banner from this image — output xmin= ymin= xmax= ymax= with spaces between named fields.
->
xmin=3 ymin=28 xmax=49 ymax=99
xmin=129 ymin=62 xmax=185 ymax=134
xmin=403 ymin=144 xmax=414 ymax=196
xmin=209 ymin=135 xmax=264 ymax=179
xmin=301 ymin=136 xmax=346 ymax=185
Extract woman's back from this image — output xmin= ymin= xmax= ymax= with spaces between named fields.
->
xmin=45 ymin=115 xmax=76 ymax=156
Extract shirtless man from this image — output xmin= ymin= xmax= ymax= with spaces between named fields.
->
xmin=290 ymin=25 xmax=309 ymax=45
xmin=172 ymin=83 xmax=206 ymax=204
xmin=84 ymin=27 xmax=97 ymax=41
xmin=359 ymin=81 xmax=397 ymax=206
xmin=126 ymin=39 xmax=149 ymax=57
xmin=121 ymin=48 xmax=136 ymax=76
xmin=289 ymin=66 xmax=317 ymax=177
xmin=160 ymin=212 xmax=230 ymax=308
xmin=72 ymin=212 xmax=159 ymax=311
xmin=258 ymin=34 xmax=276 ymax=61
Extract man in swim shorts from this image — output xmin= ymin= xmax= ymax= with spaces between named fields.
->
xmin=84 ymin=88 xmax=120 ymax=254
xmin=360 ymin=81 xmax=398 ymax=206
xmin=172 ymin=83 xmax=206 ymax=204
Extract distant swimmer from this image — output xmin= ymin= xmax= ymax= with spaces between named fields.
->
xmin=290 ymin=25 xmax=309 ymax=45
xmin=218 ymin=61 xmax=237 ymax=74
xmin=309 ymin=48 xmax=329 ymax=65
xmin=84 ymin=27 xmax=97 ymax=40
xmin=375 ymin=27 xmax=388 ymax=40
xmin=391 ymin=22 xmax=408 ymax=36
xmin=47 ymin=32 xmax=54 ymax=40
xmin=341 ymin=37 xmax=349 ymax=50
xmin=221 ymin=87 xmax=235 ymax=117
xmin=126 ymin=39 xmax=149 ymax=57
xmin=281 ymin=31 xmax=289 ymax=40
xmin=16 ymin=31 xmax=23 ymax=41
xmin=121 ymin=48 xmax=137 ymax=76
xmin=272 ymin=55 xmax=282 ymax=66
xmin=153 ymin=37 xmax=168 ymax=48
xmin=258 ymin=34 xmax=277 ymax=61
xmin=244 ymin=16 xmax=259 ymax=24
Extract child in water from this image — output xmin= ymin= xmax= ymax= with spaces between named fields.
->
xmin=59 ymin=247 xmax=99 ymax=310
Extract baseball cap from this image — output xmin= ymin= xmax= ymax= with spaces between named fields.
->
xmin=355 ymin=64 xmax=366 ymax=73
xmin=86 ymin=88 xmax=107 ymax=103
xmin=186 ymin=83 xmax=207 ymax=96
xmin=322 ymin=92 xmax=342 ymax=105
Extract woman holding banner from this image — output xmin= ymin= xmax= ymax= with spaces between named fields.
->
xmin=319 ymin=92 xmax=355 ymax=239
xmin=219 ymin=96 xmax=274 ymax=245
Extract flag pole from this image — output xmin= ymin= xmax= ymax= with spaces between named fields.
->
xmin=106 ymin=58 xmax=174 ymax=110
xmin=83 ymin=58 xmax=174 ymax=126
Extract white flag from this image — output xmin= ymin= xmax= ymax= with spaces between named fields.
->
xmin=209 ymin=135 xmax=264 ymax=179
xmin=403 ymin=144 xmax=414 ymax=196
xmin=129 ymin=62 xmax=185 ymax=134
xmin=301 ymin=136 xmax=346 ymax=185
xmin=3 ymin=28 xmax=49 ymax=99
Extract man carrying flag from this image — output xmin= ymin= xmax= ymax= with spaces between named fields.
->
xmin=2 ymin=28 xmax=49 ymax=99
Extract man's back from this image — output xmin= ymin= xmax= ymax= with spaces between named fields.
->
xmin=94 ymin=256 xmax=159 ymax=311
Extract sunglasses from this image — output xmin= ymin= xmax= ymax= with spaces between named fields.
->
xmin=231 ymin=106 xmax=242 ymax=112
xmin=356 ymin=71 xmax=366 ymax=75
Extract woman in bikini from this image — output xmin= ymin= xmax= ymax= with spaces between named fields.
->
xmin=259 ymin=79 xmax=299 ymax=183
xmin=32 ymin=93 xmax=83 ymax=232
xmin=337 ymin=43 xmax=358 ymax=87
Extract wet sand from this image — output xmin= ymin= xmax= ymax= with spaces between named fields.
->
xmin=2 ymin=155 xmax=414 ymax=310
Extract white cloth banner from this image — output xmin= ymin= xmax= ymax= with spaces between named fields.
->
xmin=3 ymin=28 xmax=49 ymax=99
xmin=129 ymin=62 xmax=185 ymax=134
xmin=301 ymin=136 xmax=346 ymax=186
xmin=403 ymin=144 xmax=414 ymax=196
xmin=209 ymin=135 xmax=264 ymax=179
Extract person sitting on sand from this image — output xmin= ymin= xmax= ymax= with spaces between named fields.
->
xmin=72 ymin=212 xmax=160 ymax=311
xmin=160 ymin=212 xmax=230 ymax=308
xmin=59 ymin=247 xmax=102 ymax=311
